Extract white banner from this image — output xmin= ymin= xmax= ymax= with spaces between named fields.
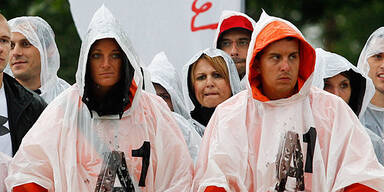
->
xmin=68 ymin=0 xmax=243 ymax=71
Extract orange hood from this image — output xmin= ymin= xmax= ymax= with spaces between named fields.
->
xmin=248 ymin=19 xmax=316 ymax=102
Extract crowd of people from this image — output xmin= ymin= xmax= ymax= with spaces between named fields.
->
xmin=0 ymin=5 xmax=384 ymax=191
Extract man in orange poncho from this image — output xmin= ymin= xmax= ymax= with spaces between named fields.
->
xmin=193 ymin=11 xmax=384 ymax=192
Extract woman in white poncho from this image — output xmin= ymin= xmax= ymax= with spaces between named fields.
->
xmin=313 ymin=48 xmax=384 ymax=165
xmin=181 ymin=48 xmax=241 ymax=137
xmin=5 ymin=5 xmax=192 ymax=192
xmin=7 ymin=16 xmax=70 ymax=103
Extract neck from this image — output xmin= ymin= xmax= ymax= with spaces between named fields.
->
xmin=16 ymin=77 xmax=41 ymax=91
xmin=370 ymin=91 xmax=384 ymax=108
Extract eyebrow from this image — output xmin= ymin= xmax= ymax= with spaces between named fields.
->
xmin=1 ymin=35 xmax=10 ymax=40
xmin=91 ymin=49 xmax=120 ymax=52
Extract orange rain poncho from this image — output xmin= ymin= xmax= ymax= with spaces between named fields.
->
xmin=5 ymin=5 xmax=193 ymax=192
xmin=193 ymin=11 xmax=384 ymax=192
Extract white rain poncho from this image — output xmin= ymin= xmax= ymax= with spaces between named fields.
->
xmin=357 ymin=27 xmax=384 ymax=139
xmin=181 ymin=48 xmax=241 ymax=136
xmin=213 ymin=10 xmax=256 ymax=91
xmin=5 ymin=5 xmax=193 ymax=192
xmin=8 ymin=16 xmax=70 ymax=103
xmin=193 ymin=11 xmax=384 ymax=192
xmin=148 ymin=52 xmax=201 ymax=162
xmin=312 ymin=48 xmax=375 ymax=118
xmin=0 ymin=152 xmax=11 ymax=192
xmin=313 ymin=48 xmax=384 ymax=165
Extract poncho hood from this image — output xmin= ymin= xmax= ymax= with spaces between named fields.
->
xmin=8 ymin=16 xmax=70 ymax=103
xmin=181 ymin=48 xmax=241 ymax=113
xmin=148 ymin=52 xmax=190 ymax=119
xmin=313 ymin=48 xmax=375 ymax=118
xmin=75 ymin=5 xmax=142 ymax=119
xmin=357 ymin=27 xmax=384 ymax=76
xmin=213 ymin=10 xmax=255 ymax=48
xmin=247 ymin=11 xmax=315 ymax=102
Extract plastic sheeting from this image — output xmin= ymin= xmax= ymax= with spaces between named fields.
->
xmin=193 ymin=11 xmax=384 ymax=192
xmin=313 ymin=48 xmax=375 ymax=119
xmin=5 ymin=5 xmax=192 ymax=192
xmin=313 ymin=48 xmax=384 ymax=165
xmin=148 ymin=52 xmax=190 ymax=119
xmin=213 ymin=10 xmax=256 ymax=90
xmin=181 ymin=48 xmax=241 ymax=113
xmin=8 ymin=16 xmax=70 ymax=103
xmin=181 ymin=48 xmax=242 ymax=135
xmin=357 ymin=27 xmax=384 ymax=140
xmin=0 ymin=152 xmax=11 ymax=192
xmin=148 ymin=52 xmax=201 ymax=162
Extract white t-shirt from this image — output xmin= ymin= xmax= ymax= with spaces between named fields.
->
xmin=0 ymin=84 xmax=11 ymax=156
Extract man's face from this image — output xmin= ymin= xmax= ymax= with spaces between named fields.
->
xmin=219 ymin=29 xmax=251 ymax=79
xmin=367 ymin=51 xmax=384 ymax=95
xmin=0 ymin=20 xmax=11 ymax=73
xmin=10 ymin=32 xmax=41 ymax=82
xmin=256 ymin=38 xmax=300 ymax=100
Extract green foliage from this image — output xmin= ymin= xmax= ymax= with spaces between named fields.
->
xmin=246 ymin=0 xmax=384 ymax=65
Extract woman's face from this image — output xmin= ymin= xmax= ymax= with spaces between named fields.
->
xmin=89 ymin=38 xmax=122 ymax=89
xmin=192 ymin=58 xmax=231 ymax=108
xmin=324 ymin=73 xmax=352 ymax=103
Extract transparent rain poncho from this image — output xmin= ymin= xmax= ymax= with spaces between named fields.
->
xmin=148 ymin=52 xmax=201 ymax=162
xmin=193 ymin=11 xmax=384 ymax=192
xmin=313 ymin=48 xmax=375 ymax=118
xmin=0 ymin=152 xmax=11 ymax=192
xmin=313 ymin=48 xmax=384 ymax=165
xmin=7 ymin=16 xmax=70 ymax=103
xmin=213 ymin=10 xmax=256 ymax=91
xmin=181 ymin=48 xmax=241 ymax=136
xmin=5 ymin=5 xmax=192 ymax=192
xmin=357 ymin=27 xmax=384 ymax=139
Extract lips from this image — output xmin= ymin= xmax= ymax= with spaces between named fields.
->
xmin=204 ymin=92 xmax=218 ymax=96
xmin=12 ymin=60 xmax=27 ymax=66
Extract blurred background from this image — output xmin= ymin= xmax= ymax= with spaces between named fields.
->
xmin=1 ymin=0 xmax=383 ymax=84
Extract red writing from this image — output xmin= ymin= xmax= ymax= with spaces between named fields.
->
xmin=191 ymin=0 xmax=218 ymax=32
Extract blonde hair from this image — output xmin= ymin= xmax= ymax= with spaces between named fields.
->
xmin=190 ymin=54 xmax=230 ymax=86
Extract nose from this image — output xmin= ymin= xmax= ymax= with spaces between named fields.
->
xmin=11 ymin=43 xmax=22 ymax=57
xmin=206 ymin=76 xmax=214 ymax=88
xmin=230 ymin=43 xmax=239 ymax=57
xmin=280 ymin=57 xmax=290 ymax=71
xmin=101 ymin=57 xmax=112 ymax=68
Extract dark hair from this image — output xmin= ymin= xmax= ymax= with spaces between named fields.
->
xmin=82 ymin=38 xmax=134 ymax=118
xmin=339 ymin=69 xmax=366 ymax=116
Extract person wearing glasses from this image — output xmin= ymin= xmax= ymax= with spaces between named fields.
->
xmin=214 ymin=10 xmax=255 ymax=90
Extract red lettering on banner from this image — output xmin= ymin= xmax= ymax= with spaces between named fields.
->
xmin=191 ymin=0 xmax=218 ymax=32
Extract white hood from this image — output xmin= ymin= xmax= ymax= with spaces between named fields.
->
xmin=357 ymin=27 xmax=384 ymax=76
xmin=75 ymin=4 xmax=144 ymax=119
xmin=313 ymin=48 xmax=375 ymax=118
xmin=148 ymin=52 xmax=190 ymax=119
xmin=8 ymin=16 xmax=70 ymax=103
xmin=212 ymin=10 xmax=256 ymax=48
xmin=181 ymin=48 xmax=241 ymax=113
